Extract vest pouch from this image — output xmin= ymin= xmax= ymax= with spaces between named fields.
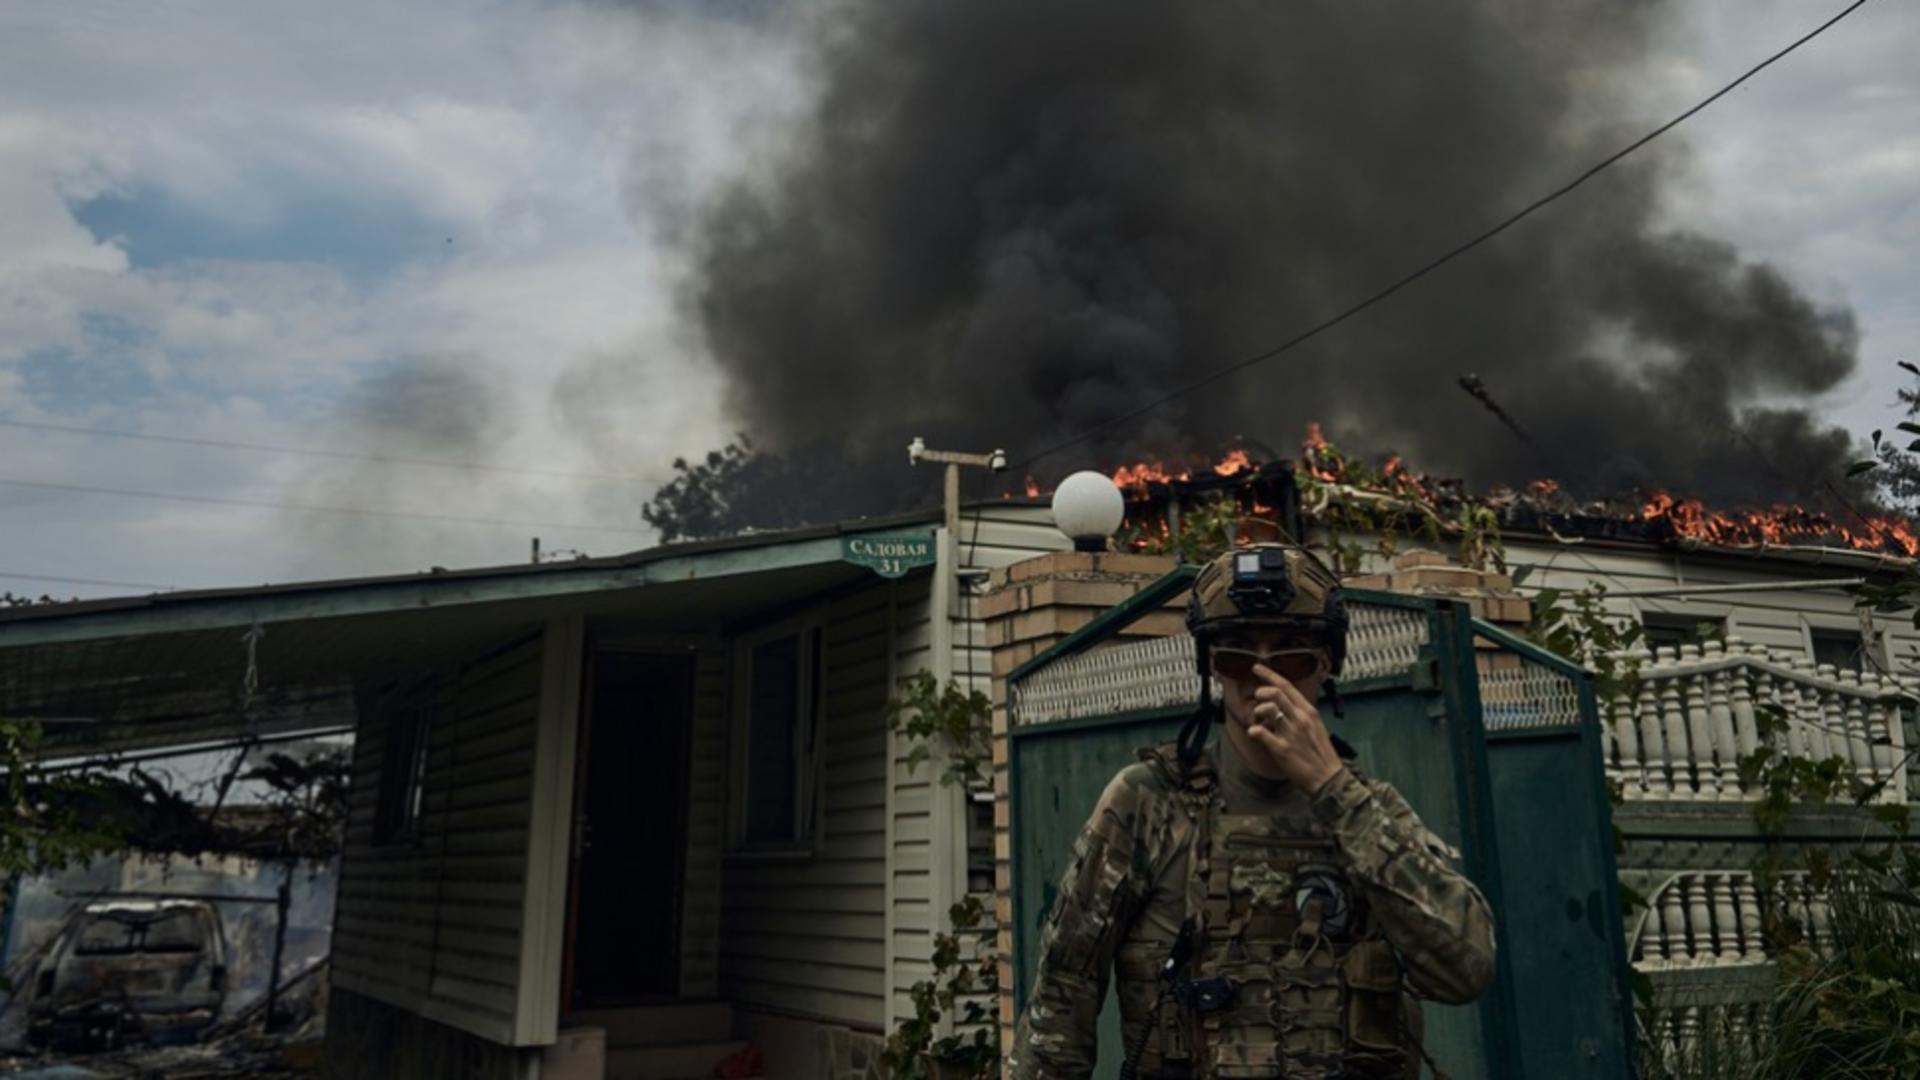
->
xmin=1341 ymin=938 xmax=1412 ymax=1075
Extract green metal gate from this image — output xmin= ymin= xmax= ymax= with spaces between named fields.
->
xmin=1007 ymin=569 xmax=1636 ymax=1078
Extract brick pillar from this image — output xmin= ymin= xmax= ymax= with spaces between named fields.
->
xmin=980 ymin=552 xmax=1182 ymax=1065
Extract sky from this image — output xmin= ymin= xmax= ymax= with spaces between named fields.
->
xmin=0 ymin=0 xmax=1914 ymax=599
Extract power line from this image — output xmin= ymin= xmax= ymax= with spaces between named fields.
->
xmin=0 ymin=476 xmax=650 ymax=536
xmin=1013 ymin=0 xmax=1871 ymax=474
xmin=0 ymin=416 xmax=647 ymax=484
xmin=0 ymin=570 xmax=173 ymax=591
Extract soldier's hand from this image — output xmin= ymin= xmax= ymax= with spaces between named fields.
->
xmin=1247 ymin=663 xmax=1345 ymax=794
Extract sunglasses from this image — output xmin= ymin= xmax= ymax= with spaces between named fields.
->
xmin=1210 ymin=646 xmax=1327 ymax=684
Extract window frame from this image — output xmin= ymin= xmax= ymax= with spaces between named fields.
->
xmin=1803 ymin=614 xmax=1870 ymax=674
xmin=1636 ymin=605 xmax=1730 ymax=656
xmin=727 ymin=616 xmax=827 ymax=859
xmin=373 ymin=690 xmax=434 ymax=848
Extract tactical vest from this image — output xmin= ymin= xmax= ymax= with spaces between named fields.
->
xmin=1115 ymin=747 xmax=1421 ymax=1080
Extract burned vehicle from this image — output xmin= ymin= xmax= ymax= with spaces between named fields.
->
xmin=26 ymin=899 xmax=230 ymax=1052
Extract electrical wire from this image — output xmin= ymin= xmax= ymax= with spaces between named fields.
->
xmin=0 ymin=416 xmax=646 ymax=483
xmin=0 ymin=570 xmax=172 ymax=591
xmin=1010 ymin=0 xmax=1872 ymax=476
xmin=0 ymin=476 xmax=649 ymax=535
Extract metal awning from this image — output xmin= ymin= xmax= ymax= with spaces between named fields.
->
xmin=1 ymin=512 xmax=943 ymax=756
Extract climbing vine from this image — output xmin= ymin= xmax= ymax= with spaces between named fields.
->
xmin=1118 ymin=494 xmax=1243 ymax=564
xmin=887 ymin=670 xmax=994 ymax=789
xmin=883 ymin=674 xmax=1002 ymax=1078
xmin=879 ymin=894 xmax=1002 ymax=1080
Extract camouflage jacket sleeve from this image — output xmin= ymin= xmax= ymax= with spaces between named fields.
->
xmin=1310 ymin=767 xmax=1497 ymax=1004
xmin=1007 ymin=765 xmax=1161 ymax=1080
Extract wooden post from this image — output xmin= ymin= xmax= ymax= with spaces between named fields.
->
xmin=265 ymin=863 xmax=292 ymax=1032
xmin=945 ymin=463 xmax=961 ymax=541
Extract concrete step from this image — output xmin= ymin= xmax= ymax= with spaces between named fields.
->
xmin=563 ymin=1001 xmax=733 ymax=1048
xmin=606 ymin=1040 xmax=750 ymax=1080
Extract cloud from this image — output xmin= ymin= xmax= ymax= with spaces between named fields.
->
xmin=1644 ymin=0 xmax=1920 ymax=428
xmin=0 ymin=0 xmax=798 ymax=591
xmin=0 ymin=0 xmax=1913 ymax=596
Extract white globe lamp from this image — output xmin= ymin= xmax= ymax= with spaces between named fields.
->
xmin=1051 ymin=471 xmax=1126 ymax=553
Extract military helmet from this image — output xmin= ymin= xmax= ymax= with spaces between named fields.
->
xmin=1185 ymin=543 xmax=1348 ymax=674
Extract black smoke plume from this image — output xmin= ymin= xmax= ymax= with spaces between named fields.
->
xmin=675 ymin=0 xmax=1860 ymax=531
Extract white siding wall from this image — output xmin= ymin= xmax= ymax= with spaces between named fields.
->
xmin=334 ymin=625 xmax=567 ymax=1046
xmin=1489 ymin=537 xmax=1920 ymax=666
xmin=886 ymin=505 xmax=1067 ymax=1024
xmin=719 ymin=583 xmax=896 ymax=1027
xmin=681 ymin=643 xmax=727 ymax=999
xmin=1334 ymin=528 xmax=1920 ymax=677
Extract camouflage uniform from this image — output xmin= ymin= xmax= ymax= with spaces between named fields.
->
xmin=1009 ymin=546 xmax=1496 ymax=1079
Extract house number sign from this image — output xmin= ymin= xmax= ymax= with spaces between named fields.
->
xmin=842 ymin=533 xmax=936 ymax=578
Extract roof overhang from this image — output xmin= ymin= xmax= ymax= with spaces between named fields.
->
xmin=1 ymin=513 xmax=944 ymax=756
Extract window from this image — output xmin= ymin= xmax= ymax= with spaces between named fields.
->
xmin=74 ymin=911 xmax=205 ymax=956
xmin=735 ymin=624 xmax=824 ymax=852
xmin=1642 ymin=613 xmax=1724 ymax=656
xmin=374 ymin=698 xmax=432 ymax=845
xmin=1810 ymin=629 xmax=1864 ymax=673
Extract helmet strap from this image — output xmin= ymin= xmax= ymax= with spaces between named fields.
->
xmin=1179 ymin=637 xmax=1219 ymax=765
xmin=1177 ymin=701 xmax=1217 ymax=766
xmin=1322 ymin=675 xmax=1345 ymax=719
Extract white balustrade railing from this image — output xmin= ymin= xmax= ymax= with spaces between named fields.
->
xmin=1627 ymin=869 xmax=1832 ymax=971
xmin=1604 ymin=638 xmax=1916 ymax=804
xmin=1641 ymin=1003 xmax=1768 ymax=1065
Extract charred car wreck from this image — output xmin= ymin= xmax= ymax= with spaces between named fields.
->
xmin=27 ymin=899 xmax=230 ymax=1053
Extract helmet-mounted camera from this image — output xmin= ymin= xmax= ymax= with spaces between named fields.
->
xmin=1226 ymin=547 xmax=1299 ymax=617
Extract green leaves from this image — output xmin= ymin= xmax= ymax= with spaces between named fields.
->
xmin=2 ymin=717 xmax=129 ymax=877
xmin=1871 ymin=803 xmax=1913 ymax=837
xmin=1524 ymin=581 xmax=1644 ymax=700
xmin=888 ymin=670 xmax=994 ymax=788
xmin=882 ymin=894 xmax=1003 ymax=1078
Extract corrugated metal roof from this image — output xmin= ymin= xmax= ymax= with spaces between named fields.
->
xmin=0 ymin=503 xmax=967 ymax=626
xmin=0 ymin=502 xmax=970 ymax=753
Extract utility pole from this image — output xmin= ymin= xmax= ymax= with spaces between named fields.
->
xmin=906 ymin=437 xmax=1009 ymax=539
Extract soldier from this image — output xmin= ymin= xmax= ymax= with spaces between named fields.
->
xmin=1009 ymin=544 xmax=1496 ymax=1079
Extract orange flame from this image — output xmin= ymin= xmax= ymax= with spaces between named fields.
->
xmin=1021 ymin=423 xmax=1920 ymax=562
xmin=1638 ymin=490 xmax=1919 ymax=558
xmin=1019 ymin=446 xmax=1266 ymax=500
xmin=1213 ymin=449 xmax=1255 ymax=477
xmin=1300 ymin=422 xmax=1340 ymax=483
xmin=1110 ymin=459 xmax=1192 ymax=496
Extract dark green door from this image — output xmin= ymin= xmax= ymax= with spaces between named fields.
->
xmin=1329 ymin=631 xmax=1507 ymax=1077
xmin=1010 ymin=710 xmax=1192 ymax=1074
xmin=1482 ymin=696 xmax=1636 ymax=1073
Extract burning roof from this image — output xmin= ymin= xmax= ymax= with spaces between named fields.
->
xmin=1022 ymin=424 xmax=1920 ymax=563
